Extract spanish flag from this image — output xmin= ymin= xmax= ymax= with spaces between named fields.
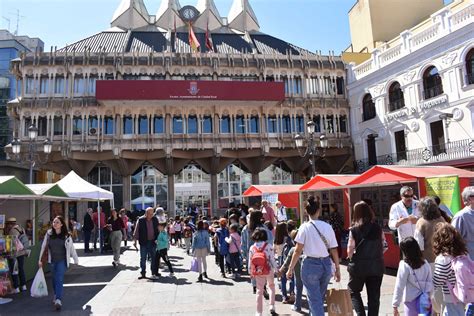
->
xmin=188 ymin=23 xmax=200 ymax=52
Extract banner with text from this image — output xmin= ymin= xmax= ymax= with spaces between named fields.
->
xmin=425 ymin=176 xmax=461 ymax=215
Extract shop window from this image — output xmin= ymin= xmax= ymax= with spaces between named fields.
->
xmin=388 ymin=82 xmax=405 ymax=112
xmin=173 ymin=116 xmax=183 ymax=134
xmin=220 ymin=115 xmax=230 ymax=133
xmin=202 ymin=116 xmax=212 ymax=134
xmin=188 ymin=115 xmax=198 ymax=134
xmin=249 ymin=115 xmax=259 ymax=133
xmin=104 ymin=116 xmax=114 ymax=135
xmin=423 ymin=66 xmax=443 ymax=100
xmin=73 ymin=116 xmax=83 ymax=135
xmin=362 ymin=94 xmax=376 ymax=121
xmin=466 ymin=48 xmax=474 ymax=85
xmin=235 ymin=115 xmax=245 ymax=134
xmin=53 ymin=117 xmax=63 ymax=136
xmin=138 ymin=116 xmax=148 ymax=134
xmin=267 ymin=115 xmax=277 ymax=133
xmin=123 ymin=116 xmax=133 ymax=135
xmin=153 ymin=116 xmax=164 ymax=134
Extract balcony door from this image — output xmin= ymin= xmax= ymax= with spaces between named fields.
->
xmin=367 ymin=136 xmax=377 ymax=166
xmin=394 ymin=130 xmax=407 ymax=161
xmin=430 ymin=120 xmax=446 ymax=155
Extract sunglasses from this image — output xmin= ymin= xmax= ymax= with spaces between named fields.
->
xmin=403 ymin=194 xmax=414 ymax=198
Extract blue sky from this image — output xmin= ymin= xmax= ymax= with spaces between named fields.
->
xmin=1 ymin=0 xmax=355 ymax=54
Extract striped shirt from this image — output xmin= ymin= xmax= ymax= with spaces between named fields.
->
xmin=433 ymin=255 xmax=457 ymax=302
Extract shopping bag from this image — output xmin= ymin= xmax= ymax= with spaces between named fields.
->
xmin=190 ymin=257 xmax=199 ymax=273
xmin=30 ymin=268 xmax=48 ymax=298
xmin=326 ymin=287 xmax=353 ymax=316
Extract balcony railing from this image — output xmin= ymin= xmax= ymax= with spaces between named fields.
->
xmin=354 ymin=138 xmax=474 ymax=173
xmin=423 ymin=85 xmax=444 ymax=100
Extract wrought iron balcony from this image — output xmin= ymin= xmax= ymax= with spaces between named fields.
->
xmin=354 ymin=138 xmax=474 ymax=173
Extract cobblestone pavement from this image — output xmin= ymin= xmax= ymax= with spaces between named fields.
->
xmin=0 ymin=242 xmax=401 ymax=315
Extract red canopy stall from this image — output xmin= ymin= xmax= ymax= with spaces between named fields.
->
xmin=346 ymin=165 xmax=474 ymax=268
xmin=243 ymin=185 xmax=301 ymax=220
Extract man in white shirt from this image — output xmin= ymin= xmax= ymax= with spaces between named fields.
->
xmin=275 ymin=201 xmax=287 ymax=222
xmin=389 ymin=186 xmax=420 ymax=242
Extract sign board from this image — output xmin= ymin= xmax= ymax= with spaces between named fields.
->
xmin=425 ymin=175 xmax=461 ymax=215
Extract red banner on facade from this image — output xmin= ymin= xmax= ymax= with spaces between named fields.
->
xmin=96 ymin=80 xmax=285 ymax=101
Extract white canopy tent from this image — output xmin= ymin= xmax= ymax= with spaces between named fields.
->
xmin=56 ymin=171 xmax=114 ymax=253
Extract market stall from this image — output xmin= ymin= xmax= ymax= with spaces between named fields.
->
xmin=242 ymin=185 xmax=301 ymax=220
xmin=346 ymin=165 xmax=474 ymax=268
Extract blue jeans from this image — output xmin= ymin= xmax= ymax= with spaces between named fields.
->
xmin=50 ymin=260 xmax=67 ymax=300
xmin=294 ymin=271 xmax=304 ymax=310
xmin=281 ymin=273 xmax=295 ymax=299
xmin=140 ymin=241 xmax=156 ymax=276
xmin=301 ymin=256 xmax=332 ymax=316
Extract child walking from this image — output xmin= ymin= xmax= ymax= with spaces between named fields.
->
xmin=249 ymin=227 xmax=277 ymax=316
xmin=183 ymin=220 xmax=193 ymax=255
xmin=168 ymin=220 xmax=175 ymax=245
xmin=279 ymin=230 xmax=302 ymax=312
xmin=392 ymin=237 xmax=433 ymax=316
xmin=274 ymin=222 xmax=295 ymax=304
xmin=155 ymin=223 xmax=174 ymax=277
xmin=226 ymin=223 xmax=242 ymax=278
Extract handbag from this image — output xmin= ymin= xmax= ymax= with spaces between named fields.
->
xmin=347 ymin=233 xmax=366 ymax=276
xmin=190 ymin=257 xmax=199 ymax=273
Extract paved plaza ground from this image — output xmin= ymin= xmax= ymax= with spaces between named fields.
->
xmin=1 ymin=242 xmax=401 ymax=315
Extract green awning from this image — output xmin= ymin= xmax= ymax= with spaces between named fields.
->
xmin=0 ymin=176 xmax=36 ymax=196
xmin=26 ymin=184 xmax=70 ymax=199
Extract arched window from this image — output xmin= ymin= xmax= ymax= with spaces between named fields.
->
xmin=423 ymin=66 xmax=443 ymax=99
xmin=362 ymin=94 xmax=376 ymax=121
xmin=388 ymin=82 xmax=405 ymax=112
xmin=466 ymin=48 xmax=474 ymax=85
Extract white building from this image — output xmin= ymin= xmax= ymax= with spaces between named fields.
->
xmin=346 ymin=0 xmax=474 ymax=173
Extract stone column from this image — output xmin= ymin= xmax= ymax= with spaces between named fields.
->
xmin=167 ymin=174 xmax=175 ymax=217
xmin=122 ymin=175 xmax=131 ymax=210
xmin=210 ymin=173 xmax=218 ymax=217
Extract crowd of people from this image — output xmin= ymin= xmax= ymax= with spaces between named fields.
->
xmin=2 ymin=185 xmax=474 ymax=315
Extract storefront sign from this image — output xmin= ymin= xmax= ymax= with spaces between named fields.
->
xmin=384 ymin=108 xmax=410 ymax=122
xmin=425 ymin=175 xmax=461 ymax=215
xmin=175 ymin=183 xmax=211 ymax=196
xmin=96 ymin=80 xmax=285 ymax=101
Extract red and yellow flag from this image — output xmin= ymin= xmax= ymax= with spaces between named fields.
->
xmin=188 ymin=23 xmax=200 ymax=52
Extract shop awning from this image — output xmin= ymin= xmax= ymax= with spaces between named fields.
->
xmin=56 ymin=171 xmax=114 ymax=201
xmin=26 ymin=183 xmax=73 ymax=201
xmin=0 ymin=176 xmax=37 ymax=199
xmin=347 ymin=165 xmax=474 ymax=187
xmin=243 ymin=185 xmax=301 ymax=197
xmin=300 ymin=174 xmax=359 ymax=191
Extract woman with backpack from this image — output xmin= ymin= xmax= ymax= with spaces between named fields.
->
xmin=249 ymin=227 xmax=277 ymax=316
xmin=432 ymin=222 xmax=469 ymax=316
xmin=192 ymin=220 xmax=211 ymax=282
xmin=286 ymin=196 xmax=340 ymax=316
xmin=347 ymin=201 xmax=386 ymax=316
xmin=274 ymin=222 xmax=295 ymax=304
xmin=392 ymin=237 xmax=433 ymax=316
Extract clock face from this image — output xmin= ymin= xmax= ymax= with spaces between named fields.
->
xmin=180 ymin=6 xmax=198 ymax=22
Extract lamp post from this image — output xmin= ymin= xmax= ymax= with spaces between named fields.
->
xmin=294 ymin=121 xmax=328 ymax=178
xmin=8 ymin=124 xmax=52 ymax=184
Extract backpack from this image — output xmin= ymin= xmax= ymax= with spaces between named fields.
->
xmin=183 ymin=227 xmax=192 ymax=239
xmin=15 ymin=227 xmax=30 ymax=250
xmin=250 ymin=242 xmax=270 ymax=276
xmin=412 ymin=265 xmax=432 ymax=316
xmin=448 ymin=255 xmax=474 ymax=304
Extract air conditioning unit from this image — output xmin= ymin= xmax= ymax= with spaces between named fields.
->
xmin=89 ymin=128 xmax=97 ymax=135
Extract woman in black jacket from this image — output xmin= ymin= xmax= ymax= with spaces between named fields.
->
xmin=347 ymin=201 xmax=386 ymax=316
xmin=83 ymin=208 xmax=94 ymax=253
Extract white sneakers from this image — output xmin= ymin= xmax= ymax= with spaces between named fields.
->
xmin=269 ymin=305 xmax=275 ymax=314
xmin=54 ymin=299 xmax=62 ymax=310
xmin=21 ymin=285 xmax=27 ymax=291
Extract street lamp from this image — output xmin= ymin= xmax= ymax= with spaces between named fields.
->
xmin=295 ymin=120 xmax=328 ymax=178
xmin=8 ymin=124 xmax=52 ymax=184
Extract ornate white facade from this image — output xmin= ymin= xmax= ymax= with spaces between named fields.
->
xmin=347 ymin=0 xmax=474 ymax=173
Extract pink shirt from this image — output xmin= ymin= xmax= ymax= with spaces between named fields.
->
xmin=228 ymin=232 xmax=241 ymax=253
xmin=262 ymin=206 xmax=276 ymax=225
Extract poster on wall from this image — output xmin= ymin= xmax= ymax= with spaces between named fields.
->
xmin=425 ymin=175 xmax=461 ymax=215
